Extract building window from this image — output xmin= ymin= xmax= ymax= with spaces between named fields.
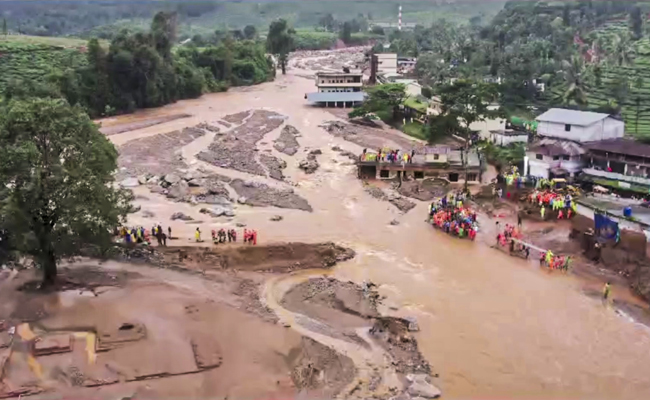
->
xmin=536 ymin=154 xmax=543 ymax=160
xmin=565 ymin=124 xmax=571 ymax=132
xmin=553 ymin=156 xmax=560 ymax=161
xmin=433 ymin=154 xmax=439 ymax=160
xmin=467 ymin=173 xmax=478 ymax=182
xmin=379 ymin=169 xmax=390 ymax=178
xmin=563 ymin=155 xmax=570 ymax=161
xmin=414 ymin=171 xmax=424 ymax=179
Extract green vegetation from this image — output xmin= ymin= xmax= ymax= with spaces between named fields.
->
xmin=0 ymin=1 xmax=502 ymax=40
xmin=267 ymin=19 xmax=295 ymax=74
xmin=0 ymin=97 xmax=132 ymax=286
xmin=402 ymin=121 xmax=427 ymax=140
xmin=402 ymin=1 xmax=650 ymax=142
xmin=349 ymin=83 xmax=406 ymax=122
xmin=0 ymin=13 xmax=275 ymax=117
xmin=482 ymin=142 xmax=526 ymax=169
xmin=403 ymin=97 xmax=428 ymax=113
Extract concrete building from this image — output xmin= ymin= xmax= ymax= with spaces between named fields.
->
xmin=306 ymin=71 xmax=366 ymax=108
xmin=536 ymin=108 xmax=624 ymax=142
xmin=489 ymin=129 xmax=528 ymax=146
xmin=526 ymin=138 xmax=585 ymax=179
xmin=526 ymin=108 xmax=626 ymax=179
xmin=375 ymin=53 xmax=398 ymax=75
xmin=357 ymin=147 xmax=482 ymax=183
xmin=314 ymin=71 xmax=363 ymax=93
xmin=581 ymin=138 xmax=650 ymax=193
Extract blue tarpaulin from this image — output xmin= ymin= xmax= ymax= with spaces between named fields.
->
xmin=595 ymin=213 xmax=619 ymax=240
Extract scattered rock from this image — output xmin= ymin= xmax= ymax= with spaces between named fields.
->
xmin=147 ymin=176 xmax=160 ymax=185
xmin=390 ymin=219 xmax=400 ymax=226
xmin=298 ymin=152 xmax=320 ymax=174
xmin=237 ymin=197 xmax=248 ymax=204
xmin=230 ymin=179 xmax=313 ymax=212
xmin=274 ymin=125 xmax=301 ymax=156
xmin=137 ymin=175 xmax=149 ymax=185
xmin=120 ymin=177 xmax=140 ymax=188
xmin=270 ymin=215 xmax=284 ymax=222
xmin=331 ymin=145 xmax=342 ymax=151
xmin=197 ymin=110 xmax=286 ymax=176
xmin=260 ymin=153 xmax=287 ymax=181
xmin=309 ymin=149 xmax=322 ymax=155
xmin=141 ymin=210 xmax=155 ymax=218
xmin=236 ymin=223 xmax=247 ymax=228
xmin=171 ymin=212 xmax=193 ymax=221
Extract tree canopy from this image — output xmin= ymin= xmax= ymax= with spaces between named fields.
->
xmin=0 ymin=98 xmax=132 ymax=286
xmin=266 ymin=19 xmax=296 ymax=74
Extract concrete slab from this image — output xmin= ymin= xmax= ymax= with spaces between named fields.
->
xmin=190 ymin=336 xmax=223 ymax=369
xmin=34 ymin=334 xmax=72 ymax=356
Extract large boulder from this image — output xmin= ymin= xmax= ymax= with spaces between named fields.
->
xmin=298 ymin=158 xmax=319 ymax=174
xmin=164 ymin=173 xmax=181 ymax=185
xmin=120 ymin=177 xmax=140 ymax=188
xmin=170 ymin=212 xmax=193 ymax=221
xmin=406 ymin=375 xmax=441 ymax=399
xmin=200 ymin=205 xmax=234 ymax=218
xmin=167 ymin=180 xmax=190 ymax=201
xmin=137 ymin=175 xmax=150 ymax=185
xmin=188 ymin=178 xmax=207 ymax=187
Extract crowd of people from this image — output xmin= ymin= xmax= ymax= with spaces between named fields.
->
xmin=360 ymin=148 xmax=416 ymax=164
xmin=117 ymin=225 xmax=257 ymax=247
xmin=117 ymin=225 xmax=171 ymax=247
xmin=540 ymin=249 xmax=572 ymax=272
xmin=527 ymin=190 xmax=578 ymax=220
xmin=427 ymin=192 xmax=478 ymax=240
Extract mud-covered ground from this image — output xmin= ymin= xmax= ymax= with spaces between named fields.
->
xmin=0 ymin=242 xmax=436 ymax=400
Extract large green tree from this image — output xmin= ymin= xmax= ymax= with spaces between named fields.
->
xmin=556 ymin=54 xmax=591 ymax=107
xmin=266 ymin=19 xmax=295 ymax=74
xmin=0 ymin=98 xmax=132 ymax=286
xmin=436 ymin=79 xmax=502 ymax=136
xmin=348 ymin=83 xmax=406 ymax=121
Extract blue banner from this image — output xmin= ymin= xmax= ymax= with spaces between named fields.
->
xmin=594 ymin=213 xmax=619 ymax=240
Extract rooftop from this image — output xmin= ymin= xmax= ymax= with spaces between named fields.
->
xmin=528 ymin=138 xmax=585 ymax=157
xmin=536 ymin=108 xmax=611 ymax=126
xmin=490 ymin=129 xmax=529 ymax=137
xmin=422 ymin=145 xmax=450 ymax=155
xmin=307 ymin=92 xmax=366 ymax=104
xmin=583 ymin=138 xmax=650 ymax=158
xmin=316 ymin=71 xmax=363 ymax=77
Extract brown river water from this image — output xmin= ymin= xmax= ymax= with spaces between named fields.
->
xmin=99 ymin=52 xmax=650 ymax=399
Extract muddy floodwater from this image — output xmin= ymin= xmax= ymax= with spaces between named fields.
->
xmin=99 ymin=50 xmax=650 ymax=399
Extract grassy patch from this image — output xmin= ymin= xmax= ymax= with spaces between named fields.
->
xmin=402 ymin=121 xmax=427 ymax=140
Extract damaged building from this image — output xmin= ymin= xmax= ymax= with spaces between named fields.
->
xmin=357 ymin=146 xmax=482 ymax=183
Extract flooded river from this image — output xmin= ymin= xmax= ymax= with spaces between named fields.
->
xmin=100 ymin=53 xmax=650 ymax=399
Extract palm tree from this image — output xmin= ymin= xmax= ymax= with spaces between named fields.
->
xmin=556 ymin=54 xmax=591 ymax=107
xmin=607 ymin=32 xmax=636 ymax=67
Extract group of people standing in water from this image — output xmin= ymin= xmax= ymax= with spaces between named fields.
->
xmin=427 ymin=192 xmax=478 ymax=240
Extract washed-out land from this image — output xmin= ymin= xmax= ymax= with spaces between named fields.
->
xmin=2 ymin=48 xmax=650 ymax=400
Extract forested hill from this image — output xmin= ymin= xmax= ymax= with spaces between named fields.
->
xmin=399 ymin=0 xmax=650 ymax=141
xmin=0 ymin=0 xmax=505 ymax=39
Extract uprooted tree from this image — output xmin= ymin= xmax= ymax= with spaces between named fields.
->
xmin=0 ymin=98 xmax=132 ymax=287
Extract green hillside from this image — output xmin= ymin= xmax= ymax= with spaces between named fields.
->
xmin=0 ymin=36 xmax=89 ymax=92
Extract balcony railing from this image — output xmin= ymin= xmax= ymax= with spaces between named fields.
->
xmin=582 ymin=167 xmax=650 ymax=186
